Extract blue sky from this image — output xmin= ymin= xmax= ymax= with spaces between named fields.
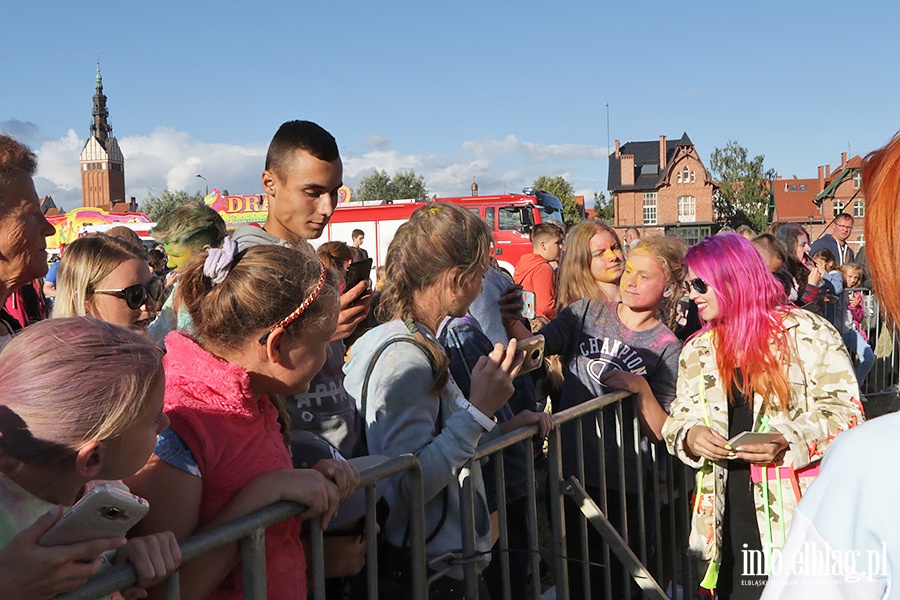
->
xmin=3 ymin=1 xmax=899 ymax=212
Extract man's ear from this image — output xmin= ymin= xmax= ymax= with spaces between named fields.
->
xmin=75 ymin=442 xmax=105 ymax=481
xmin=261 ymin=169 xmax=278 ymax=196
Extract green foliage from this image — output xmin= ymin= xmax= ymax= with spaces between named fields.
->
xmin=354 ymin=169 xmax=429 ymax=202
xmin=140 ymin=190 xmax=204 ymax=222
xmin=709 ymin=140 xmax=776 ymax=232
xmin=532 ymin=175 xmax=582 ymax=223
xmin=593 ymin=191 xmax=613 ymax=222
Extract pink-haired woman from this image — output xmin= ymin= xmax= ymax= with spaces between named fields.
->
xmin=645 ymin=233 xmax=863 ymax=599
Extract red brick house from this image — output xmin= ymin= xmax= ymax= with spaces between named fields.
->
xmin=607 ymin=133 xmax=718 ymax=246
xmin=771 ymin=152 xmax=865 ymax=252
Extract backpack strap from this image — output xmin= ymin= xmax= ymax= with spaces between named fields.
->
xmin=358 ymin=332 xmax=448 ymax=545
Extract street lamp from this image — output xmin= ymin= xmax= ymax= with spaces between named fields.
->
xmin=196 ymin=173 xmax=208 ymax=196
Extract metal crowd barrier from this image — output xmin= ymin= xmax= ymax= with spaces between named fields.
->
xmin=56 ymin=454 xmax=427 ymax=600
xmin=459 ymin=389 xmax=696 ymax=600
xmin=59 ymin=389 xmax=718 ymax=600
xmin=822 ymin=287 xmax=899 ymax=404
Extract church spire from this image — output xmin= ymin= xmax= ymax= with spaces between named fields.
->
xmin=90 ymin=61 xmax=112 ymax=147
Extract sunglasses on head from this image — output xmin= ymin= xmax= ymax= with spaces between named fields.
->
xmin=684 ymin=277 xmax=709 ymax=294
xmin=93 ymin=278 xmax=165 ymax=310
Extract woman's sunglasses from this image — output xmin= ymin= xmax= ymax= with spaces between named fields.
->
xmin=93 ymin=278 xmax=165 ymax=310
xmin=684 ymin=278 xmax=709 ymax=294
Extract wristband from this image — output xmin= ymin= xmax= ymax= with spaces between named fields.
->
xmin=456 ymin=397 xmax=497 ymax=432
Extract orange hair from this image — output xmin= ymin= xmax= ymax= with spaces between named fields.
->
xmin=862 ymin=131 xmax=900 ymax=323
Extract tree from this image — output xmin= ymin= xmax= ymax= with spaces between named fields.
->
xmin=532 ymin=175 xmax=581 ymax=223
xmin=140 ymin=190 xmax=204 ymax=221
xmin=354 ymin=169 xmax=429 ymax=202
xmin=593 ymin=191 xmax=614 ymax=222
xmin=708 ymin=140 xmax=776 ymax=233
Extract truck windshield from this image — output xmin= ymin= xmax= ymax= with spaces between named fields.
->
xmin=528 ymin=189 xmax=565 ymax=224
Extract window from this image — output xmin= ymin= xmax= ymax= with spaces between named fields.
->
xmin=483 ymin=207 xmax=495 ymax=230
xmin=854 ymin=200 xmax=865 ymax=218
xmin=498 ymin=206 xmax=522 ymax=231
xmin=677 ymin=171 xmax=682 ymax=183
xmin=678 ymin=196 xmax=696 ymax=223
xmin=854 ymin=172 xmax=862 ymax=189
xmin=690 ymin=170 xmax=696 ymax=183
xmin=682 ymin=166 xmax=689 ymax=183
xmin=799 ymin=184 xmax=806 ymax=191
xmin=833 ymin=201 xmax=844 ymax=217
xmin=643 ymin=192 xmax=657 ymax=225
xmin=790 ymin=185 xmax=797 ymax=191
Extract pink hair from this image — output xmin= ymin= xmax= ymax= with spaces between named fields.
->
xmin=686 ymin=233 xmax=794 ymax=409
xmin=0 ymin=317 xmax=163 ymax=466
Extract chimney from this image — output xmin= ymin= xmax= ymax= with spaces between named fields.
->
xmin=659 ymin=135 xmax=667 ymax=170
xmin=826 ymin=164 xmax=831 ymax=178
xmin=620 ymin=154 xmax=635 ymax=186
xmin=841 ymin=152 xmax=847 ymax=168
xmin=615 ymin=139 xmax=620 ymax=158
xmin=818 ymin=166 xmax=825 ymax=192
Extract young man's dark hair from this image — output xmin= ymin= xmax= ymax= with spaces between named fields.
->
xmin=352 ymin=228 xmax=364 ymax=239
xmin=264 ymin=120 xmax=340 ymax=179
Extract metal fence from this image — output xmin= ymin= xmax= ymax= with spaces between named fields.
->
xmin=58 ymin=363 xmax=893 ymax=600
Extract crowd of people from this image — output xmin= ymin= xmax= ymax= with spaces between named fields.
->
xmin=0 ymin=122 xmax=898 ymax=600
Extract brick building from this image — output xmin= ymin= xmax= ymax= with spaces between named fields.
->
xmin=80 ymin=62 xmax=126 ymax=211
xmin=771 ymin=152 xmax=865 ymax=252
xmin=607 ymin=133 xmax=718 ymax=246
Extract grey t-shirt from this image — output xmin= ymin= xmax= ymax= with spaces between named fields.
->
xmin=540 ymin=299 xmax=682 ymax=490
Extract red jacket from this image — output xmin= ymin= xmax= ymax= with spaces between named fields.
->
xmin=514 ymin=253 xmax=558 ymax=319
xmin=164 ymin=332 xmax=305 ymax=600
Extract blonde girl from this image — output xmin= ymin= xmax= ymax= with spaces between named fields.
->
xmin=0 ymin=317 xmax=179 ymax=599
xmin=127 ymin=241 xmax=358 ymax=600
xmin=504 ymin=235 xmax=686 ymax=600
xmin=54 ymin=234 xmax=162 ymax=335
xmin=556 ymin=219 xmax=625 ymax=308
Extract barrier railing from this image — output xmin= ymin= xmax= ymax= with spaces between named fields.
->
xmin=59 ymin=390 xmax=712 ymax=600
xmin=56 ymin=454 xmax=427 ymax=600
xmin=459 ymin=389 xmax=696 ymax=600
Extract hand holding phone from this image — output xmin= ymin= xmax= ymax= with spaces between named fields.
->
xmin=38 ymin=484 xmax=150 ymax=547
xmin=344 ymin=258 xmax=373 ymax=292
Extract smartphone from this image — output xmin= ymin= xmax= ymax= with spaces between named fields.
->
xmin=727 ymin=431 xmax=784 ymax=447
xmin=38 ymin=484 xmax=150 ymax=547
xmin=517 ymin=334 xmax=545 ymax=375
xmin=344 ymin=258 xmax=373 ymax=291
xmin=518 ymin=290 xmax=536 ymax=320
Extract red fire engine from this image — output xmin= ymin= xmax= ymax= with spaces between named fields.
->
xmin=322 ymin=188 xmax=564 ymax=279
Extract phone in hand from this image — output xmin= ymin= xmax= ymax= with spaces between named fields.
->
xmin=38 ymin=484 xmax=150 ymax=547
xmin=517 ymin=334 xmax=545 ymax=374
xmin=518 ymin=290 xmax=536 ymax=320
xmin=344 ymin=258 xmax=373 ymax=292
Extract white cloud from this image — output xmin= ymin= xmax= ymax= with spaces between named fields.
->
xmin=26 ymin=127 xmax=609 ymax=212
xmin=462 ymin=135 xmax=609 ymax=162
xmin=363 ymin=135 xmax=390 ymax=149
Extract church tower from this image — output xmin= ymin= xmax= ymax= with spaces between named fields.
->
xmin=80 ymin=62 xmax=125 ymax=210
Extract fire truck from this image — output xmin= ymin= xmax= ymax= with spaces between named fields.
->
xmin=323 ymin=188 xmax=564 ymax=278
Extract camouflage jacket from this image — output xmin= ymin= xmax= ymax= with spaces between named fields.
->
xmin=661 ymin=308 xmax=864 ymax=582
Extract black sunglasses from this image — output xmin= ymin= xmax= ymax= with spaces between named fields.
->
xmin=684 ymin=277 xmax=709 ymax=295
xmin=93 ymin=278 xmax=165 ymax=310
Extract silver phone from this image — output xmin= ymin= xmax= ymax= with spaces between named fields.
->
xmin=38 ymin=484 xmax=150 ymax=546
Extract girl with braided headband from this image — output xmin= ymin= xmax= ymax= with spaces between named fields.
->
xmin=127 ymin=242 xmax=359 ymax=599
